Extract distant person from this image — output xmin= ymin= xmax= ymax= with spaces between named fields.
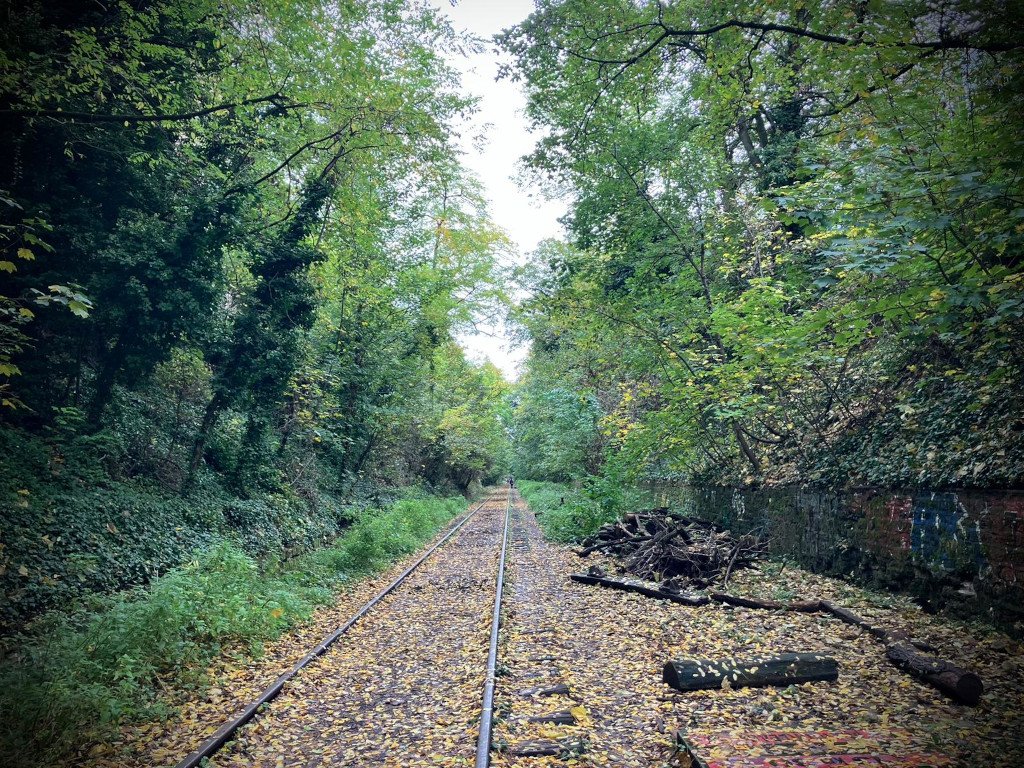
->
xmin=507 ymin=475 xmax=515 ymax=488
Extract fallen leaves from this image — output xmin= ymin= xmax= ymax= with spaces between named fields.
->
xmin=209 ymin=493 xmax=509 ymax=767
xmin=494 ymin=496 xmax=1024 ymax=767
xmin=67 ymin=494 xmax=507 ymax=768
xmin=65 ymin=489 xmax=1024 ymax=768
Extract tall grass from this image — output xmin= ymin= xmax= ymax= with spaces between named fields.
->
xmin=0 ymin=491 xmax=465 ymax=768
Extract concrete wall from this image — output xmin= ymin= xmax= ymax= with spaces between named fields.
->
xmin=648 ymin=484 xmax=1024 ymax=632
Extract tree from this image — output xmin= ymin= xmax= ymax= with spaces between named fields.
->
xmin=504 ymin=0 xmax=1024 ymax=487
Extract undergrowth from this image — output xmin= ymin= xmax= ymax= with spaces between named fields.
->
xmin=0 ymin=490 xmax=465 ymax=768
xmin=518 ymin=479 xmax=651 ymax=543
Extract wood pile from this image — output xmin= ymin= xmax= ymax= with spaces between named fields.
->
xmin=578 ymin=508 xmax=765 ymax=587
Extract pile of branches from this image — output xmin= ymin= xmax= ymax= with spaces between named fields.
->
xmin=578 ymin=508 xmax=766 ymax=588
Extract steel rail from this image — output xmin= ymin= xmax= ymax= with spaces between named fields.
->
xmin=475 ymin=487 xmax=513 ymax=767
xmin=174 ymin=494 xmax=494 ymax=768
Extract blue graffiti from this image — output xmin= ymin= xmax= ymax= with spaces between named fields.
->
xmin=910 ymin=492 xmax=986 ymax=574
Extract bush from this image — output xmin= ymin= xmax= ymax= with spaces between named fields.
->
xmin=0 ymin=490 xmax=465 ymax=768
xmin=519 ymin=479 xmax=652 ymax=543
xmin=320 ymin=491 xmax=465 ymax=574
xmin=0 ymin=427 xmax=354 ymax=633
xmin=0 ymin=426 xmax=229 ymax=631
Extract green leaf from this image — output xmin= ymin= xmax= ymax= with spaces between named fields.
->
xmin=68 ymin=300 xmax=91 ymax=318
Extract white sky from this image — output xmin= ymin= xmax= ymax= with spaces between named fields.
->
xmin=431 ymin=0 xmax=567 ymax=381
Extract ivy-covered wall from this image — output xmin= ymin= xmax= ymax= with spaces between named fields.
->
xmin=651 ymin=484 xmax=1024 ymax=632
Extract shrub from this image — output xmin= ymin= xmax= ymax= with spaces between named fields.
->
xmin=0 ymin=490 xmax=465 ymax=768
xmin=519 ymin=479 xmax=652 ymax=543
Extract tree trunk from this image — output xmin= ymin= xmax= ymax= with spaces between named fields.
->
xmin=663 ymin=652 xmax=838 ymax=692
xmin=87 ymin=332 xmax=130 ymax=426
xmin=183 ymin=390 xmax=226 ymax=491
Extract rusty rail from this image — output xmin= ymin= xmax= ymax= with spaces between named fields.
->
xmin=475 ymin=487 xmax=513 ymax=767
xmin=174 ymin=494 xmax=494 ymax=768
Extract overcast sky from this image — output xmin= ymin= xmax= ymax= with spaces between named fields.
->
xmin=430 ymin=0 xmax=567 ymax=380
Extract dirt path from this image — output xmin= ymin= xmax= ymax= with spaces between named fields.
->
xmin=205 ymin=489 xmax=509 ymax=768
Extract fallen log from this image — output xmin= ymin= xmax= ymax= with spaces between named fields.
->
xmin=885 ymin=642 xmax=983 ymax=705
xmin=663 ymin=652 xmax=839 ymax=692
xmin=570 ymin=573 xmax=710 ymax=606
xmin=710 ymin=593 xmax=821 ymax=612
xmin=819 ymin=601 xmax=937 ymax=651
xmin=820 ymin=601 xmax=978 ymax=703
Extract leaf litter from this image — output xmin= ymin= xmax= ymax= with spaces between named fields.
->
xmin=206 ymin=492 xmax=509 ymax=767
xmin=493 ymin=496 xmax=1024 ymax=768
xmin=69 ymin=489 xmax=1024 ymax=767
xmin=69 ymin=493 xmax=507 ymax=768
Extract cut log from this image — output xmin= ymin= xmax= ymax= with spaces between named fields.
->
xmin=885 ymin=642 xmax=983 ymax=705
xmin=710 ymin=593 xmax=821 ymax=612
xmin=820 ymin=601 xmax=979 ymax=703
xmin=570 ymin=573 xmax=710 ymax=606
xmin=663 ymin=652 xmax=839 ymax=692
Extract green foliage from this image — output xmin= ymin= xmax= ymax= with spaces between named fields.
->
xmin=0 ymin=0 xmax=511 ymax=632
xmin=321 ymin=492 xmax=466 ymax=575
xmin=518 ymin=479 xmax=652 ymax=543
xmin=0 ymin=425 xmax=347 ymax=633
xmin=505 ymin=0 xmax=1024 ymax=490
xmin=0 ymin=3 xmax=511 ymax=764
xmin=517 ymin=481 xmax=595 ymax=543
xmin=0 ymin=491 xmax=464 ymax=767
xmin=511 ymin=380 xmax=602 ymax=482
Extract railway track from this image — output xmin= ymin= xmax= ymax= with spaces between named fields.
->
xmin=173 ymin=487 xmax=513 ymax=768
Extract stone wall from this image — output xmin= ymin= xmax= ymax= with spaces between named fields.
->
xmin=648 ymin=484 xmax=1024 ymax=633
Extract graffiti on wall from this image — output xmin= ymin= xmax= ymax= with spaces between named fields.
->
xmin=652 ymin=483 xmax=1024 ymax=626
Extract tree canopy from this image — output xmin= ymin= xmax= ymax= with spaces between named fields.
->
xmin=0 ymin=0 xmax=513 ymax=495
xmin=504 ymin=0 xmax=1024 ymax=488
